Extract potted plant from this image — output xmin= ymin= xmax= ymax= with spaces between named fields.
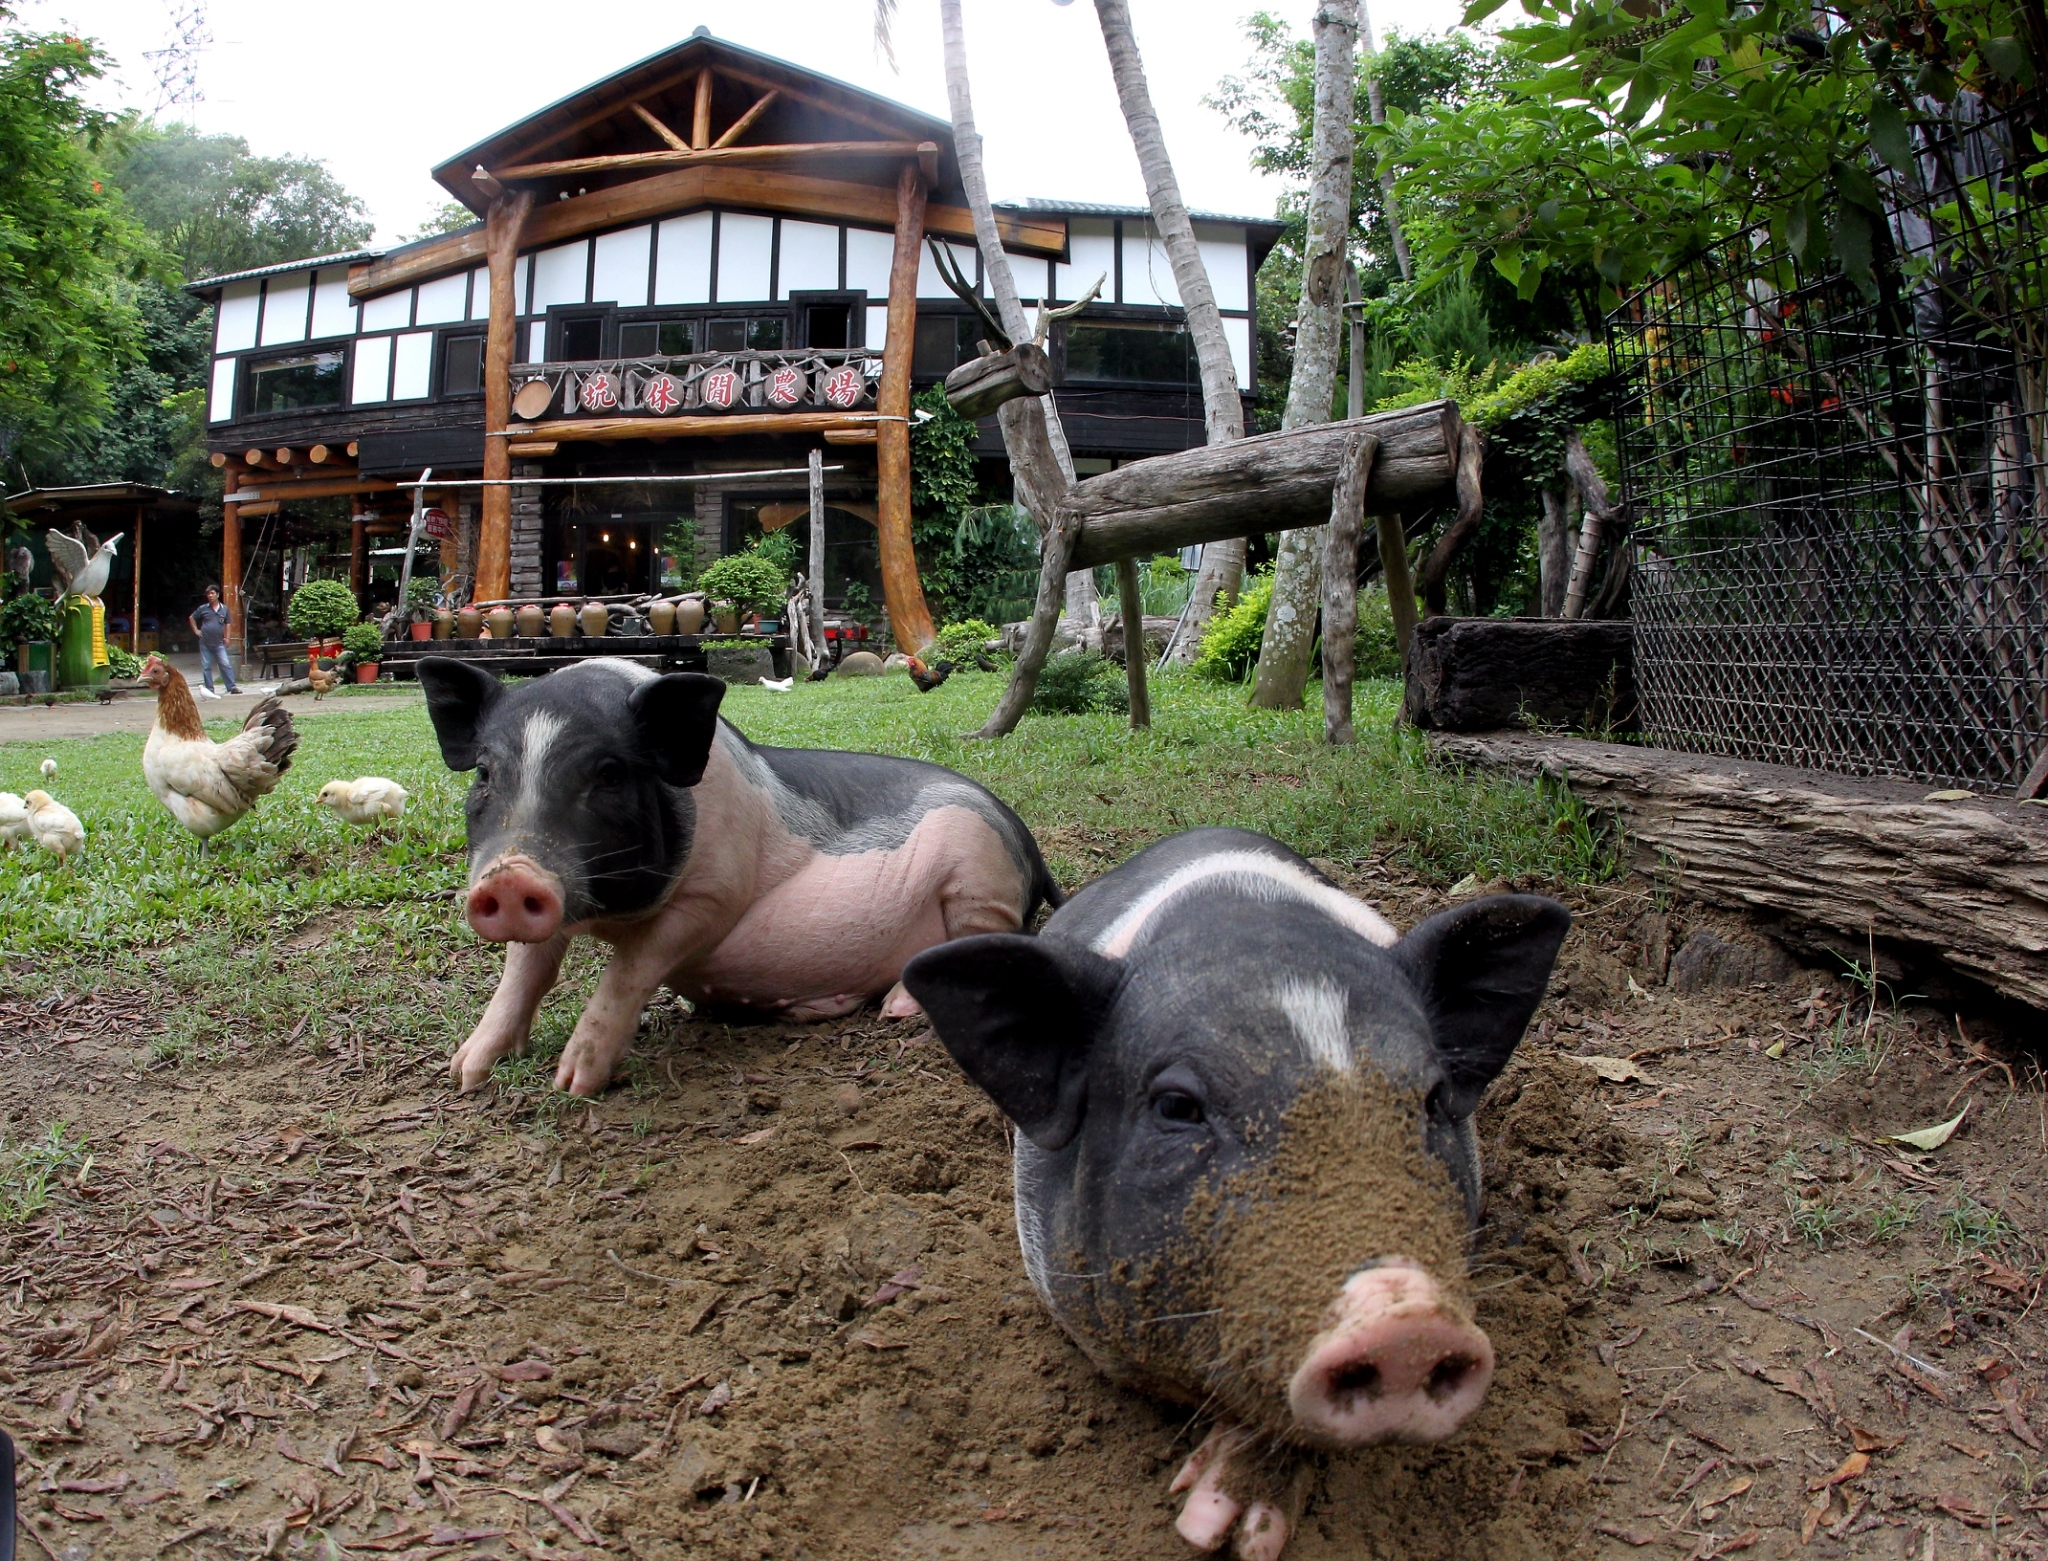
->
xmin=288 ymin=579 xmax=359 ymax=658
xmin=1 ymin=591 xmax=58 ymax=681
xmin=342 ymin=622 xmax=385 ymax=683
xmin=696 ymin=550 xmax=787 ymax=636
xmin=406 ymin=576 xmax=439 ymax=641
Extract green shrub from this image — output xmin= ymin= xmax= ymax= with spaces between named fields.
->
xmin=1030 ymin=652 xmax=1128 ymax=716
xmin=933 ymin=619 xmax=1000 ymax=663
xmin=1356 ymin=588 xmax=1402 ymax=680
xmin=752 ymin=528 xmax=801 ymax=577
xmin=0 ymin=592 xmax=58 ymax=646
xmin=1192 ymin=571 xmax=1273 ymax=682
xmin=105 ymin=644 xmax=141 ymax=679
xmin=405 ymin=575 xmax=440 ymax=611
xmin=341 ymin=622 xmax=385 ymax=661
xmin=286 ymin=579 xmax=359 ymax=640
xmin=697 ymin=549 xmax=788 ymax=614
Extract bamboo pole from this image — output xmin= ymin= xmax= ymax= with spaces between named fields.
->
xmin=478 ymin=190 xmax=535 ymax=605
xmin=876 ymin=161 xmax=937 ymax=654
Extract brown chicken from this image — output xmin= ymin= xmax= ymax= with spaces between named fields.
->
xmin=306 ymin=660 xmax=341 ymax=700
xmin=137 ymin=656 xmax=299 ymax=841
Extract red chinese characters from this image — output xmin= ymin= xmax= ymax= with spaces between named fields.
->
xmin=767 ymin=365 xmax=804 ymax=406
xmin=823 ymin=366 xmax=864 ymax=408
xmin=701 ymin=369 xmax=737 ymax=409
xmin=642 ymin=373 xmax=683 ymax=416
xmin=578 ymin=372 xmax=618 ymax=412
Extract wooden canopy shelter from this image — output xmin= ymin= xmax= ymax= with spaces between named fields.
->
xmin=3 ymin=483 xmax=201 ymax=654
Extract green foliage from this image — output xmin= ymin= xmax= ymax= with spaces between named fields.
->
xmin=907 ymin=387 xmax=1037 ymax=622
xmin=1356 ymin=589 xmax=1402 ymax=680
xmin=1194 ymin=570 xmax=1276 ymax=682
xmin=908 ymin=384 xmax=979 ymax=519
xmin=406 ymin=574 xmax=440 ymax=609
xmin=751 ymin=526 xmax=801 ymax=577
xmin=401 ymin=201 xmax=480 ymax=243
xmin=56 ymin=278 xmax=213 ymax=488
xmin=0 ymin=1122 xmax=84 ymax=1225
xmin=285 ymin=578 xmax=359 ymax=640
xmin=932 ymin=619 xmax=1000 ymax=663
xmin=0 ymin=27 xmax=157 ymax=476
xmin=341 ymin=622 xmax=384 ymax=661
xmin=0 ymin=591 xmax=57 ymax=645
xmin=105 ymin=643 xmax=139 ymax=679
xmin=1029 ymin=652 xmax=1129 ymax=717
xmin=697 ymin=548 xmax=788 ymax=613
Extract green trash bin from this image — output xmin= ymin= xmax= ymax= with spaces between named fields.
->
xmin=56 ymin=599 xmax=109 ymax=690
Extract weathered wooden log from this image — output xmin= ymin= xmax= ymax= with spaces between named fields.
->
xmin=943 ymin=343 xmax=1052 ymax=419
xmin=1402 ymin=617 xmax=1634 ymax=733
xmin=1320 ymin=432 xmax=1376 ymax=747
xmin=1063 ymin=400 xmax=1460 ymax=571
xmin=1429 ymin=730 xmax=2048 ymax=1011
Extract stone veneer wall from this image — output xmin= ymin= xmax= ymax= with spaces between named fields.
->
xmin=510 ymin=463 xmax=544 ymax=600
xmin=692 ymin=485 xmax=725 ymax=577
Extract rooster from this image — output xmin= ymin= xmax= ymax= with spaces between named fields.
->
xmin=905 ymin=655 xmax=954 ymax=694
xmin=137 ymin=654 xmax=299 ymax=841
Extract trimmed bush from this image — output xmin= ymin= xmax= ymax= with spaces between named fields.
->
xmin=697 ymin=549 xmax=788 ymax=614
xmin=1030 ymin=652 xmax=1128 ymax=716
xmin=341 ymin=622 xmax=385 ymax=661
xmin=286 ymin=579 xmax=359 ymax=641
xmin=0 ymin=592 xmax=58 ymax=646
xmin=932 ymin=618 xmax=1000 ymax=664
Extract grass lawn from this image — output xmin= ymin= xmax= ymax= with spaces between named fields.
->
xmin=0 ymin=669 xmax=1611 ymax=1069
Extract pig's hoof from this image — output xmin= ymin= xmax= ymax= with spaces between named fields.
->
xmin=554 ymin=1040 xmax=622 ymax=1098
xmin=880 ymin=981 xmax=925 ymax=1020
xmin=450 ymin=1034 xmax=521 ymax=1094
xmin=1170 ymin=1427 xmax=1288 ymax=1559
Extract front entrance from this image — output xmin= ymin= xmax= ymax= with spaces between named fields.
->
xmin=550 ymin=512 xmax=664 ymax=596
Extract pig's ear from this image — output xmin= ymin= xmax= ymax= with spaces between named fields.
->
xmin=629 ymin=673 xmax=726 ymax=787
xmin=417 ymin=657 xmax=503 ymax=771
xmin=1398 ymin=894 xmax=1571 ymax=1117
xmin=902 ymin=934 xmax=1122 ymax=1151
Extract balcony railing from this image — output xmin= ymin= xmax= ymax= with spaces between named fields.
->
xmin=511 ymin=349 xmax=883 ymax=421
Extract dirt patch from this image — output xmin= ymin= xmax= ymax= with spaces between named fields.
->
xmin=4 ymin=871 xmax=2048 ymax=1559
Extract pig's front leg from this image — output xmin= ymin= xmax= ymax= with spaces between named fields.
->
xmin=453 ymin=933 xmax=570 ymax=1093
xmin=555 ymin=933 xmax=683 ymax=1097
xmin=1171 ymin=1426 xmax=1290 ymax=1561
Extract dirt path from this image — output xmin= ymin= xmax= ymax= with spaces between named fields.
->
xmin=0 ymin=689 xmax=420 ymax=744
xmin=2 ymin=869 xmax=2043 ymax=1560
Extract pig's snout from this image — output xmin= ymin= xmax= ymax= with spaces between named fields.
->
xmin=1287 ymin=1263 xmax=1494 ymax=1446
xmin=467 ymin=857 xmax=564 ymax=942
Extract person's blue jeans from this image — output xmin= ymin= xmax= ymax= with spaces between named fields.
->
xmin=199 ymin=641 xmax=239 ymax=694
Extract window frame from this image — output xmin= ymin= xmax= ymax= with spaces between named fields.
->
xmin=1051 ymin=306 xmax=1204 ymax=390
xmin=238 ymin=344 xmax=352 ymax=420
xmin=436 ymin=330 xmax=487 ymax=400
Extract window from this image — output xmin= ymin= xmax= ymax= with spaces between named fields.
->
xmin=246 ymin=350 xmax=346 ymax=414
xmin=556 ymin=316 xmax=603 ymax=361
xmin=913 ymin=315 xmax=979 ymax=377
xmin=1063 ymin=321 xmax=1199 ymax=385
xmin=441 ymin=334 xmax=484 ymax=395
xmin=704 ymin=315 xmax=786 ymax=352
xmin=618 ymin=319 xmax=698 ymax=358
xmin=805 ymin=304 xmax=850 ymax=349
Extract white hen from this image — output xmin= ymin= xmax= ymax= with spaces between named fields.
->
xmin=316 ymin=776 xmax=408 ymax=825
xmin=758 ymin=676 xmax=794 ymax=693
xmin=0 ymin=792 xmax=28 ymax=850
xmin=21 ymin=791 xmax=83 ymax=863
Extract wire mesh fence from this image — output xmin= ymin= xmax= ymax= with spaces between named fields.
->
xmin=1612 ymin=97 xmax=2048 ymax=794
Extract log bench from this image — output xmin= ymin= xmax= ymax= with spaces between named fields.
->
xmin=1431 ymin=730 xmax=2048 ymax=1011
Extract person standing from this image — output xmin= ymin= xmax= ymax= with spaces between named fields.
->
xmin=189 ymin=584 xmax=239 ymax=694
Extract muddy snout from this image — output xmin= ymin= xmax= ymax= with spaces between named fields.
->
xmin=1287 ymin=1262 xmax=1494 ymax=1446
xmin=466 ymin=855 xmax=565 ymax=942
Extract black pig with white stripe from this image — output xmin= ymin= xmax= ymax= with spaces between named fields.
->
xmin=902 ymin=828 xmax=1568 ymax=1560
xmin=417 ymin=658 xmax=1056 ymax=1096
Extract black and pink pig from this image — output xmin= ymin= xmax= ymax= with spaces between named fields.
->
xmin=417 ymin=658 xmax=1057 ymax=1096
xmin=903 ymin=827 xmax=1568 ymax=1560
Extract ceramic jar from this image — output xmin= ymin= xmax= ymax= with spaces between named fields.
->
xmin=549 ymin=602 xmax=577 ymax=638
xmin=580 ymin=601 xmax=610 ymax=637
xmin=673 ymin=596 xmax=706 ymax=635
xmin=648 ymin=600 xmax=676 ymax=636
xmin=516 ymin=603 xmax=545 ymax=637
xmin=432 ymin=609 xmax=454 ymax=640
xmin=456 ymin=606 xmax=483 ymax=639
xmin=485 ymin=606 xmax=515 ymax=640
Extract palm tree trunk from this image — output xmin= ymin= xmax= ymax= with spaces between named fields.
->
xmin=1093 ymin=0 xmax=1248 ymax=664
xmin=1249 ymin=0 xmax=1360 ymax=710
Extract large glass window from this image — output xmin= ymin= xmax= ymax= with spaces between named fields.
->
xmin=703 ymin=315 xmax=786 ymax=352
xmin=247 ymin=351 xmax=345 ymax=414
xmin=913 ymin=315 xmax=979 ymax=378
xmin=441 ymin=334 xmax=484 ymax=395
xmin=1062 ymin=321 xmax=1199 ymax=385
xmin=556 ymin=316 xmax=603 ymax=361
xmin=618 ymin=319 xmax=698 ymax=358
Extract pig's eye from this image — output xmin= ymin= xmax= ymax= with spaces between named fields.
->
xmin=472 ymin=761 xmax=493 ymax=790
xmin=592 ymin=758 xmax=627 ymax=788
xmin=1152 ymin=1090 xmax=1205 ymax=1126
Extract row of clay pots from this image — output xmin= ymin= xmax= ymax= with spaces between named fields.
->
xmin=432 ymin=596 xmax=724 ymax=641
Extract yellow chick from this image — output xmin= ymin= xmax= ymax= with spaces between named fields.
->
xmin=22 ymin=790 xmax=84 ymax=864
xmin=316 ymin=776 xmax=408 ymax=826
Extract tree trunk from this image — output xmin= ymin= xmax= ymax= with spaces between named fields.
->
xmin=1094 ymin=0 xmax=1247 ymax=664
xmin=1359 ymin=4 xmax=1413 ymax=284
xmin=1561 ymin=428 xmax=1620 ymax=620
xmin=877 ymin=161 xmax=938 ymax=655
xmin=1418 ymin=425 xmax=1485 ymax=616
xmin=1066 ymin=568 xmax=1104 ymax=653
xmin=1115 ymin=555 xmax=1152 ymax=729
xmin=1376 ymin=511 xmax=1418 ymax=664
xmin=1320 ymin=433 xmax=1375 ymax=744
xmin=1250 ymin=0 xmax=1360 ymax=710
xmin=477 ymin=190 xmax=534 ymax=606
xmin=1537 ymin=481 xmax=1569 ymax=617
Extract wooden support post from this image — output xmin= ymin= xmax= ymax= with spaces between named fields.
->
xmin=1114 ymin=554 xmax=1151 ymax=730
xmin=477 ymin=190 xmax=535 ymax=606
xmin=350 ymin=513 xmax=368 ymax=602
xmin=1419 ymin=425 xmax=1485 ymax=617
xmin=808 ymin=446 xmax=827 ymax=668
xmin=1377 ymin=511 xmax=1418 ymax=668
xmin=876 ymin=160 xmax=937 ymax=654
xmin=221 ymin=504 xmax=243 ymax=667
xmin=131 ymin=502 xmax=144 ymax=655
xmin=691 ymin=68 xmax=714 ymax=149
xmin=1321 ymin=434 xmax=1376 ymax=746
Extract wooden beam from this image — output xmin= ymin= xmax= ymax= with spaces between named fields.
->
xmin=691 ymin=68 xmax=714 ymax=149
xmin=350 ymin=169 xmax=1066 ymax=298
xmin=274 ymin=447 xmax=299 ymax=466
xmin=209 ymin=451 xmax=228 ymax=469
xmin=917 ymin=141 xmax=939 ymax=186
xmin=711 ymin=62 xmax=912 ymax=143
xmin=479 ymin=190 xmax=535 ymax=605
xmin=223 ymin=478 xmax=403 ymax=504
xmin=308 ymin=444 xmax=341 ymax=464
xmin=243 ymin=449 xmax=269 ymax=468
xmin=221 ymin=505 xmax=243 ymax=663
xmin=822 ymin=427 xmax=879 ymax=445
xmin=494 ymin=140 xmax=929 ymax=182
xmin=470 ymin=166 xmax=507 ymax=203
xmin=504 ymin=440 xmax=557 ymax=458
xmin=506 ymin=410 xmax=883 ymax=452
xmin=631 ymin=100 xmax=691 ymax=153
xmin=350 ymin=514 xmax=368 ymax=601
xmin=876 ymin=161 xmax=936 ymax=656
xmin=131 ymin=502 xmax=144 ymax=656
xmin=346 ymin=442 xmax=359 ymax=458
xmin=235 ymin=501 xmax=279 ymax=520
xmin=712 ymin=89 xmax=778 ymax=149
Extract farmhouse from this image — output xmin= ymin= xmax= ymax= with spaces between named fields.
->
xmin=185 ymin=29 xmax=1280 ymax=661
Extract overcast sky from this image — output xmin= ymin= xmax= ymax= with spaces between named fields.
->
xmin=25 ymin=0 xmax=1471 ymax=246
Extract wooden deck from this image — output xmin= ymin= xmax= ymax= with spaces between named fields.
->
xmin=374 ymin=633 xmax=790 ymax=681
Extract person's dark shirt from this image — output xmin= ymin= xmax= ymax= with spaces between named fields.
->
xmin=192 ymin=601 xmax=230 ymax=647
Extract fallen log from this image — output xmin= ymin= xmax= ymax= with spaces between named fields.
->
xmin=1063 ymin=400 xmax=1460 ymax=571
xmin=943 ymin=343 xmax=1052 ymax=419
xmin=1403 ymin=618 xmax=1635 ymax=733
xmin=1430 ymin=730 xmax=2048 ymax=1011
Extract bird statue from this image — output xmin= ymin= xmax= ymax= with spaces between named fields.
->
xmin=5 ymin=545 xmax=30 ymax=595
xmin=44 ymin=526 xmax=122 ymax=604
